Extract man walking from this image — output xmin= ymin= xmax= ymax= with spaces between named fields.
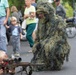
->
xmin=55 ymin=0 xmax=66 ymax=19
xmin=0 ymin=0 xmax=10 ymax=52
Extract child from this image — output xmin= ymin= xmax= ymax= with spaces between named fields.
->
xmin=5 ymin=16 xmax=23 ymax=57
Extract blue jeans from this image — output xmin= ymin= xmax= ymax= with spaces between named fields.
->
xmin=0 ymin=17 xmax=7 ymax=52
xmin=11 ymin=35 xmax=20 ymax=53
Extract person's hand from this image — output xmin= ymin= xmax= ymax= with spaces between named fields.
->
xmin=20 ymin=34 xmax=23 ymax=39
xmin=4 ymin=25 xmax=9 ymax=28
xmin=0 ymin=69 xmax=3 ymax=75
xmin=32 ymin=31 xmax=36 ymax=41
xmin=3 ymin=18 xmax=8 ymax=25
xmin=24 ymin=14 xmax=30 ymax=19
xmin=29 ymin=12 xmax=35 ymax=19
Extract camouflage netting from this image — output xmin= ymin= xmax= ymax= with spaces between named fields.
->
xmin=31 ymin=1 xmax=70 ymax=71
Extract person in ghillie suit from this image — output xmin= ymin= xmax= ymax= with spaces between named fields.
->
xmin=31 ymin=0 xmax=70 ymax=71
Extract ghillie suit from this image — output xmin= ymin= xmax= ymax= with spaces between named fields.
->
xmin=31 ymin=1 xmax=70 ymax=71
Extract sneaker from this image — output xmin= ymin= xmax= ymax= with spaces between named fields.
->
xmin=14 ymin=53 xmax=20 ymax=57
xmin=28 ymin=50 xmax=32 ymax=53
xmin=11 ymin=54 xmax=15 ymax=59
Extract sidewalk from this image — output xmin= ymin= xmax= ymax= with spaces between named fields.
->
xmin=7 ymin=40 xmax=32 ymax=58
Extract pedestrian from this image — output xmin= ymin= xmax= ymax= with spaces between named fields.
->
xmin=32 ymin=18 xmax=38 ymax=41
xmin=31 ymin=0 xmax=38 ymax=41
xmin=31 ymin=0 xmax=37 ymax=8
xmin=11 ymin=5 xmax=20 ymax=24
xmin=0 ymin=50 xmax=8 ymax=74
xmin=55 ymin=0 xmax=66 ymax=19
xmin=6 ymin=17 xmax=11 ymax=43
xmin=5 ymin=16 xmax=23 ymax=57
xmin=0 ymin=0 xmax=10 ymax=52
xmin=24 ymin=0 xmax=36 ymax=50
xmin=18 ymin=10 xmax=23 ymax=24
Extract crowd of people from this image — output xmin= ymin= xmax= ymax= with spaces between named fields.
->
xmin=0 ymin=0 xmax=72 ymax=74
xmin=0 ymin=0 xmax=37 ymax=74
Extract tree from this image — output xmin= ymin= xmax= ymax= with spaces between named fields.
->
xmin=8 ymin=0 xmax=25 ymax=14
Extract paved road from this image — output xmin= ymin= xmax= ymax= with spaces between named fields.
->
xmin=7 ymin=37 xmax=76 ymax=75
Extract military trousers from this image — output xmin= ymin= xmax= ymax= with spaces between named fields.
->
xmin=26 ymin=23 xmax=36 ymax=47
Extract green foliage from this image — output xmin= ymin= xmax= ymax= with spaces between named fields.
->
xmin=64 ymin=2 xmax=73 ymax=17
xmin=8 ymin=0 xmax=25 ymax=14
xmin=8 ymin=0 xmax=74 ymax=17
xmin=8 ymin=0 xmax=24 ymax=7
xmin=8 ymin=0 xmax=25 ymax=10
